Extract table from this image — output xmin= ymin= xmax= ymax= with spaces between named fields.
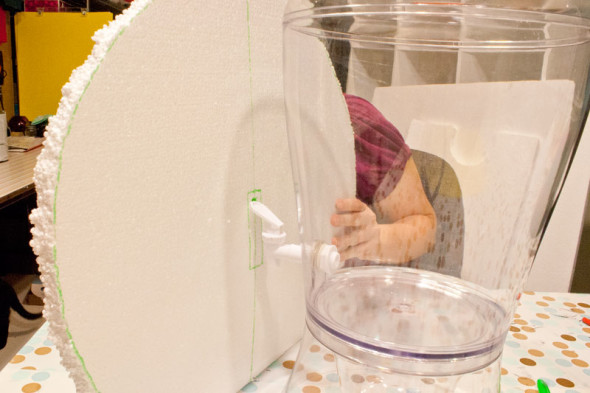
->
xmin=0 ymin=149 xmax=41 ymax=208
xmin=0 ymin=291 xmax=588 ymax=392
xmin=0 ymin=148 xmax=42 ymax=275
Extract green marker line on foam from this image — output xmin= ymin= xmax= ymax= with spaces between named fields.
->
xmin=247 ymin=188 xmax=263 ymax=382
xmin=51 ymin=2 xmax=154 ymax=392
xmin=245 ymin=0 xmax=261 ymax=380
xmin=249 ymin=268 xmax=259 ymax=381
xmin=246 ymin=0 xmax=256 ymax=187
xmin=248 ymin=189 xmax=264 ymax=271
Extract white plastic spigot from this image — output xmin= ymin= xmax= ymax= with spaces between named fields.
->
xmin=249 ymin=201 xmax=287 ymax=245
xmin=248 ymin=201 xmax=342 ymax=273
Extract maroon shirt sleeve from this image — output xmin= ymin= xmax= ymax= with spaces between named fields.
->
xmin=344 ymin=94 xmax=411 ymax=205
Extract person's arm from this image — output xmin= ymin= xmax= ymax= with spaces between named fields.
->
xmin=331 ymin=157 xmax=436 ymax=263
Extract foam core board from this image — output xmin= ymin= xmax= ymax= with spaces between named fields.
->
xmin=30 ymin=1 xmax=306 ymax=391
xmin=373 ymin=80 xmax=574 ymax=291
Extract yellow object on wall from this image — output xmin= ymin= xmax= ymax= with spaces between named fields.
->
xmin=15 ymin=12 xmax=113 ymax=119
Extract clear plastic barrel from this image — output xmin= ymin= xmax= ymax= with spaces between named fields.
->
xmin=283 ymin=2 xmax=590 ymax=391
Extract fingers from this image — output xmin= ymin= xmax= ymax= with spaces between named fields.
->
xmin=331 ymin=211 xmax=374 ymax=227
xmin=338 ymin=240 xmax=378 ymax=261
xmin=332 ymin=229 xmax=371 ymax=251
xmin=335 ymin=198 xmax=366 ymax=213
xmin=338 ymin=246 xmax=359 ymax=262
xmin=331 ymin=198 xmax=380 ymax=260
xmin=332 ymin=199 xmax=373 ymax=227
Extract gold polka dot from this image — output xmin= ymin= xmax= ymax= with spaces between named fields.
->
xmin=562 ymin=350 xmax=578 ymax=358
xmin=528 ymin=349 xmax=544 ymax=357
xmin=306 ymin=372 xmax=322 ymax=382
xmin=323 ymin=354 xmax=335 ymax=362
xmin=10 ymin=355 xmax=25 ymax=364
xmin=517 ymin=377 xmax=535 ymax=386
xmin=302 ymin=386 xmax=321 ymax=393
xmin=583 ymin=327 xmax=590 ymax=334
xmin=536 ymin=301 xmax=549 ymax=307
xmin=366 ymin=375 xmax=382 ymax=383
xmin=561 ymin=334 xmax=576 ymax=342
xmin=586 ymin=342 xmax=590 ymax=349
xmin=21 ymin=383 xmax=41 ymax=393
xmin=572 ymin=359 xmax=588 ymax=367
xmin=524 ymin=291 xmax=535 ymax=295
xmin=554 ymin=341 xmax=569 ymax=349
xmin=578 ymin=302 xmax=590 ymax=308
xmin=556 ymin=378 xmax=575 ymax=388
xmin=525 ymin=390 xmax=537 ymax=393
xmin=513 ymin=313 xmax=521 ymax=319
xmin=510 ymin=326 xmax=521 ymax=332
xmin=501 ymin=368 xmax=508 ymax=375
xmin=351 ymin=374 xmax=365 ymax=383
xmin=520 ymin=358 xmax=536 ymax=366
xmin=521 ymin=326 xmax=536 ymax=333
xmin=309 ymin=345 xmax=321 ymax=353
xmin=21 ymin=367 xmax=36 ymax=370
xmin=564 ymin=302 xmax=576 ymax=307
xmin=513 ymin=333 xmax=528 ymax=340
xmin=34 ymin=347 xmax=51 ymax=355
xmin=282 ymin=360 xmax=295 ymax=369
xmin=571 ymin=308 xmax=585 ymax=314
xmin=514 ymin=319 xmax=528 ymax=325
xmin=536 ymin=313 xmax=550 ymax=319
xmin=421 ymin=378 xmax=436 ymax=384
xmin=543 ymin=296 xmax=555 ymax=301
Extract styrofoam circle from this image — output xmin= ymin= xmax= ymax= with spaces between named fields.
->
xmin=30 ymin=1 xmax=304 ymax=391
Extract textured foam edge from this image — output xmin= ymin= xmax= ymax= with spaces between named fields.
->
xmin=28 ymin=1 xmax=154 ymax=391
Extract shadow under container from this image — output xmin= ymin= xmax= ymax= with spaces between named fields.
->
xmin=283 ymin=3 xmax=590 ymax=392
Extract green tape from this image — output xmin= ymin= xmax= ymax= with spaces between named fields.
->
xmin=537 ymin=379 xmax=550 ymax=393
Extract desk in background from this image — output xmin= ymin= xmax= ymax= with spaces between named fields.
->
xmin=0 ymin=148 xmax=42 ymax=275
xmin=0 ymin=291 xmax=588 ymax=392
xmin=0 ymin=149 xmax=41 ymax=208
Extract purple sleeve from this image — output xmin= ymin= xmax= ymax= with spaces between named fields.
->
xmin=345 ymin=94 xmax=411 ymax=205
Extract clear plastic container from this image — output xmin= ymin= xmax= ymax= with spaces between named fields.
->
xmin=283 ymin=2 xmax=590 ymax=392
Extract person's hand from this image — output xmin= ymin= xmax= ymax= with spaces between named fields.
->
xmin=330 ymin=198 xmax=380 ymax=260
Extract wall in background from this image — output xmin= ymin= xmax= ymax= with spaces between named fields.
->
xmin=526 ymin=117 xmax=590 ymax=293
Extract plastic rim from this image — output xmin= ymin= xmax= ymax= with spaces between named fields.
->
xmin=306 ymin=267 xmax=508 ymax=375
xmin=284 ymin=3 xmax=590 ymax=50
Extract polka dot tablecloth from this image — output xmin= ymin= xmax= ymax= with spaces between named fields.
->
xmin=498 ymin=292 xmax=590 ymax=393
xmin=0 ymin=323 xmax=75 ymax=392
xmin=244 ymin=292 xmax=590 ymax=393
xmin=0 ymin=292 xmax=588 ymax=392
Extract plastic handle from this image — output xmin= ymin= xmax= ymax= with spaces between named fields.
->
xmin=249 ymin=201 xmax=284 ymax=234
